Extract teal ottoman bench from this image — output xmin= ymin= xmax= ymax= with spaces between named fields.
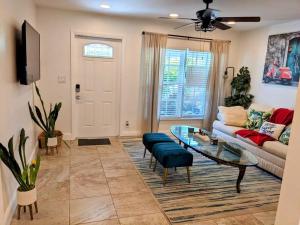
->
xmin=152 ymin=142 xmax=193 ymax=186
xmin=142 ymin=133 xmax=174 ymax=167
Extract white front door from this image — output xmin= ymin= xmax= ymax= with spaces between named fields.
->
xmin=73 ymin=36 xmax=121 ymax=138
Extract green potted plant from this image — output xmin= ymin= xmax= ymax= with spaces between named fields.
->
xmin=28 ymin=83 xmax=62 ymax=152
xmin=225 ymin=66 xmax=254 ymax=109
xmin=0 ymin=129 xmax=40 ymax=211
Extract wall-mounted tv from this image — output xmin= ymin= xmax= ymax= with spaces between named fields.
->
xmin=20 ymin=20 xmax=40 ymax=85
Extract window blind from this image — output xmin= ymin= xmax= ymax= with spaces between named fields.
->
xmin=160 ymin=48 xmax=212 ymax=119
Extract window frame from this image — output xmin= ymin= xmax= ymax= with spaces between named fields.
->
xmin=82 ymin=43 xmax=114 ymax=59
xmin=159 ymin=48 xmax=211 ymax=120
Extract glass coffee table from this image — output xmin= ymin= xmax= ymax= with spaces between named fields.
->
xmin=170 ymin=125 xmax=258 ymax=193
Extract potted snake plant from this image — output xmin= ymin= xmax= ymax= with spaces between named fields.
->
xmin=28 ymin=83 xmax=62 ymax=150
xmin=0 ymin=129 xmax=40 ymax=208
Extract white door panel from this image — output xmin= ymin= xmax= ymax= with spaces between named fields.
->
xmin=73 ymin=36 xmax=121 ymax=138
xmin=84 ymin=61 xmax=95 ymax=91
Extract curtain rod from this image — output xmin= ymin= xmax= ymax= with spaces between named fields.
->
xmin=142 ymin=31 xmax=231 ymax=43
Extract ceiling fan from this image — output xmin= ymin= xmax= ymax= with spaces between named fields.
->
xmin=159 ymin=0 xmax=261 ymax=32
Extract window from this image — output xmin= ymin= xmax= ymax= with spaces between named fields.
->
xmin=160 ymin=49 xmax=212 ymax=119
xmin=83 ymin=43 xmax=113 ymax=58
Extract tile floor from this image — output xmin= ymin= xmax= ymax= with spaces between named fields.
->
xmin=11 ymin=138 xmax=276 ymax=225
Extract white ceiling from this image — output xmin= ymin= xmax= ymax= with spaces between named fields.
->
xmin=34 ymin=0 xmax=300 ymax=31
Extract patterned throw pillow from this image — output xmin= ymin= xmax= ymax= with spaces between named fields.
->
xmin=245 ymin=109 xmax=272 ymax=130
xmin=279 ymin=127 xmax=291 ymax=145
xmin=259 ymin=122 xmax=286 ymax=139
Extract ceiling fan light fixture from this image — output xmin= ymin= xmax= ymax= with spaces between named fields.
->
xmin=195 ymin=22 xmax=216 ymax=32
xmin=227 ymin=21 xmax=236 ymax=25
xmin=169 ymin=13 xmax=179 ymax=18
xmin=100 ymin=4 xmax=111 ymax=9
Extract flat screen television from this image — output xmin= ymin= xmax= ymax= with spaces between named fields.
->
xmin=20 ymin=20 xmax=40 ymax=85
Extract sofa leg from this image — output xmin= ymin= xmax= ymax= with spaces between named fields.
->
xmin=143 ymin=147 xmax=147 ymax=158
xmin=163 ymin=168 xmax=168 ymax=186
xmin=186 ymin=167 xmax=191 ymax=183
xmin=153 ymin=160 xmax=157 ymax=172
xmin=149 ymin=153 xmax=153 ymax=168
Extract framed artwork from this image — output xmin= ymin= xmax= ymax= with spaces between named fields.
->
xmin=263 ymin=31 xmax=300 ymax=86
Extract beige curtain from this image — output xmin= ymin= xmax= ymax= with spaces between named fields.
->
xmin=141 ymin=32 xmax=168 ymax=133
xmin=203 ymin=40 xmax=230 ymax=130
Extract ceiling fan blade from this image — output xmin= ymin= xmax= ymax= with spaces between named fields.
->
xmin=159 ymin=17 xmax=198 ymax=21
xmin=175 ymin=22 xmax=195 ymax=30
xmin=213 ymin=21 xmax=231 ymax=30
xmin=217 ymin=17 xmax=261 ymax=22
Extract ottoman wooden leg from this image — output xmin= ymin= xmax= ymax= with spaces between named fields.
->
xmin=143 ymin=147 xmax=147 ymax=158
xmin=186 ymin=167 xmax=191 ymax=183
xmin=149 ymin=153 xmax=153 ymax=168
xmin=163 ymin=168 xmax=168 ymax=186
xmin=23 ymin=206 xmax=26 ymax=213
xmin=153 ymin=159 xmax=157 ymax=172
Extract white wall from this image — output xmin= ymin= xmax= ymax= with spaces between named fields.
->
xmin=36 ymin=7 xmax=242 ymax=137
xmin=0 ymin=0 xmax=36 ymax=224
xmin=238 ymin=20 xmax=300 ymax=108
xmin=239 ymin=20 xmax=300 ymax=224
xmin=275 ymin=85 xmax=300 ymax=225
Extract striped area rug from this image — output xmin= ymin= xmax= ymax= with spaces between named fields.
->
xmin=122 ymin=139 xmax=281 ymax=224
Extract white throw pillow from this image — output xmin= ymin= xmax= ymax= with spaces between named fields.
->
xmin=217 ymin=113 xmax=222 ymax=121
xmin=218 ymin=106 xmax=247 ymax=127
xmin=259 ymin=122 xmax=286 ymax=139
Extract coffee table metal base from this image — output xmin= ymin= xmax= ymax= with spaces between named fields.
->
xmin=182 ymin=142 xmax=247 ymax=193
xmin=237 ymin=166 xmax=246 ymax=193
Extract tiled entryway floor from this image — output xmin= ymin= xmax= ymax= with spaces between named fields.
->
xmin=11 ymin=138 xmax=276 ymax=225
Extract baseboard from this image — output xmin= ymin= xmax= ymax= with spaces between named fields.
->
xmin=120 ymin=130 xmax=141 ymax=137
xmin=62 ymin=132 xmax=73 ymax=140
xmin=3 ymin=142 xmax=38 ymax=225
xmin=120 ymin=130 xmax=172 ymax=137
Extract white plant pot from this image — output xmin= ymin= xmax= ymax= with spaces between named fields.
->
xmin=17 ymin=187 xmax=37 ymax=206
xmin=47 ymin=137 xmax=58 ymax=147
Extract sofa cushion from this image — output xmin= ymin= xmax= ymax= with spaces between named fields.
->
xmin=236 ymin=135 xmax=259 ymax=147
xmin=259 ymin=122 xmax=286 ymax=140
xmin=213 ymin=121 xmax=241 ymax=137
xmin=217 ymin=112 xmax=222 ymax=121
xmin=279 ymin=127 xmax=291 ymax=145
xmin=248 ymin=103 xmax=274 ymax=114
xmin=262 ymin=141 xmax=288 ymax=159
xmin=218 ymin=106 xmax=247 ymax=127
xmin=245 ymin=109 xmax=272 ymax=130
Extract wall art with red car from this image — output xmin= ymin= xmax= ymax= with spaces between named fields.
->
xmin=263 ymin=31 xmax=300 ymax=86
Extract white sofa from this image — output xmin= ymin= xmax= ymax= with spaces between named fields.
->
xmin=212 ymin=106 xmax=289 ymax=178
